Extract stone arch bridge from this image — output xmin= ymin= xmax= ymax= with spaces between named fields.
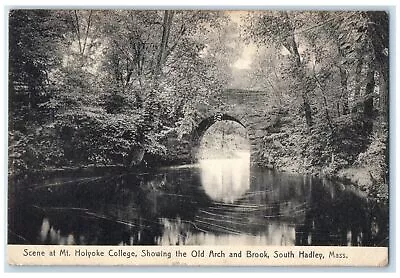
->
xmin=161 ymin=89 xmax=283 ymax=165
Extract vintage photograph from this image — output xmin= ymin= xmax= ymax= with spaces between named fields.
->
xmin=7 ymin=9 xmax=389 ymax=263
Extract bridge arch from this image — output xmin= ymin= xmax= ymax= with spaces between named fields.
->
xmin=190 ymin=113 xmax=249 ymax=161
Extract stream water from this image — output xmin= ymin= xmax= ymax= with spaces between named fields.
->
xmin=8 ymin=152 xmax=388 ymax=246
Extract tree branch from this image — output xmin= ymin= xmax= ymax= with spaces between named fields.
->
xmin=166 ymin=23 xmax=186 ymax=57
xmin=73 ymin=10 xmax=82 ymax=54
xmin=82 ymin=10 xmax=93 ymax=56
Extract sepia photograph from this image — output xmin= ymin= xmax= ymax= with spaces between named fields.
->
xmin=7 ymin=8 xmax=390 ymax=266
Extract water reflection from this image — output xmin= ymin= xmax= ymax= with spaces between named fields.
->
xmin=39 ymin=217 xmax=76 ymax=245
xmin=157 ymin=220 xmax=295 ymax=245
xmin=8 ymin=158 xmax=388 ymax=247
xmin=199 ymin=151 xmax=250 ymax=203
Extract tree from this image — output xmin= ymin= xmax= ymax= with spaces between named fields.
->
xmin=244 ymin=11 xmax=315 ymax=128
xmin=8 ymin=10 xmax=69 ymax=174
xmin=9 ymin=9 xmax=231 ymax=172
xmin=242 ymin=11 xmax=389 ymax=176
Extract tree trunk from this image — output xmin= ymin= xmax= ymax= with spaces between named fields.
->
xmin=303 ymin=97 xmax=313 ymax=127
xmin=363 ymin=69 xmax=375 ymax=134
xmin=339 ymin=66 xmax=349 ymax=115
xmin=379 ymin=73 xmax=388 ymax=121
xmin=155 ymin=10 xmax=174 ymax=76
xmin=282 ymin=12 xmax=313 ymax=128
xmin=313 ymin=68 xmax=333 ymax=131
xmin=351 ymin=56 xmax=363 ymax=114
xmin=366 ymin=11 xmax=389 ymax=122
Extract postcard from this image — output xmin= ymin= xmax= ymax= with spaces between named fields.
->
xmin=7 ymin=8 xmax=389 ymax=266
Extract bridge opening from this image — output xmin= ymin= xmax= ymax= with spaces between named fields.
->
xmin=197 ymin=120 xmax=250 ymax=160
xmin=196 ymin=119 xmax=250 ymax=203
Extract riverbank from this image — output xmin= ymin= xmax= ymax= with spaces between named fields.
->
xmin=9 ymin=154 xmax=388 ymax=205
xmin=268 ymin=161 xmax=389 ymax=204
xmin=8 ymin=155 xmax=195 ymax=190
xmin=336 ymin=167 xmax=389 ymax=203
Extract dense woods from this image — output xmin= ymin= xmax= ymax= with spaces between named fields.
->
xmin=242 ymin=11 xmax=388 ymax=198
xmin=9 ymin=10 xmax=228 ymax=172
xmin=8 ymin=10 xmax=389 ymax=198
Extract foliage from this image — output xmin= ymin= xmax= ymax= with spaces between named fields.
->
xmin=243 ymin=11 xmax=388 ymax=184
xmin=8 ymin=9 xmax=389 ymax=194
xmin=8 ymin=10 xmax=228 ymax=174
xmin=355 ymin=126 xmax=388 ymax=185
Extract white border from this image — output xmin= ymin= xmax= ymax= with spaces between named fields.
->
xmin=1 ymin=1 xmax=399 ymax=277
